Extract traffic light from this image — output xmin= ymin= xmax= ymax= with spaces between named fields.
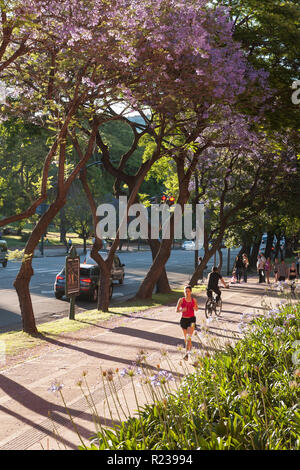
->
xmin=160 ymin=195 xmax=175 ymax=205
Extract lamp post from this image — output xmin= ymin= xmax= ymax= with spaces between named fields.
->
xmin=65 ymin=246 xmax=80 ymax=320
xmin=227 ymin=247 xmax=231 ymax=276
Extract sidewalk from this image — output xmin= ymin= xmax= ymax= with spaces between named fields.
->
xmin=33 ymin=245 xmax=154 ymax=258
xmin=0 ymin=279 xmax=285 ymax=450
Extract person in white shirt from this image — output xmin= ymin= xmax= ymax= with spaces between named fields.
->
xmin=257 ymin=254 xmax=265 ymax=283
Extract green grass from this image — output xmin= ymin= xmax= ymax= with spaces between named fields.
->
xmin=4 ymin=235 xmax=25 ymax=249
xmin=0 ymin=285 xmax=205 ymax=359
xmin=2 ymin=229 xmax=94 ymax=249
xmin=0 ymin=310 xmax=112 ymax=357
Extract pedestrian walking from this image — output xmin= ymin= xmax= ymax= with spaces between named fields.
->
xmin=231 ymin=267 xmax=237 ymax=284
xmin=288 ymin=262 xmax=298 ymax=281
xmin=176 ymin=285 xmax=199 ymax=361
xmin=273 ymin=257 xmax=280 ymax=282
xmin=265 ymin=257 xmax=272 ymax=284
xmin=234 ymin=256 xmax=244 ymax=283
xmin=257 ymin=254 xmax=265 ymax=283
xmin=67 ymin=238 xmax=72 ymax=253
xmin=260 ymin=252 xmax=266 ymax=264
xmin=242 ymin=254 xmax=249 ymax=283
xmin=278 ymin=259 xmax=288 ymax=282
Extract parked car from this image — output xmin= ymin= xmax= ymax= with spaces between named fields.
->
xmin=181 ymin=240 xmax=195 ymax=250
xmin=181 ymin=240 xmax=202 ymax=250
xmin=83 ymin=251 xmax=125 ymax=284
xmin=0 ymin=239 xmax=8 ymax=267
xmin=54 ymin=263 xmax=113 ymax=301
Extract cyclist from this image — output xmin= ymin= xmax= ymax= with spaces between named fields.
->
xmin=207 ymin=266 xmax=229 ymax=305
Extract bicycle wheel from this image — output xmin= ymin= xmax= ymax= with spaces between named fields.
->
xmin=215 ymin=299 xmax=222 ymax=317
xmin=205 ymin=299 xmax=213 ymax=318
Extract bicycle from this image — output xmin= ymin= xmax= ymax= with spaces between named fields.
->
xmin=205 ymin=291 xmax=222 ymax=318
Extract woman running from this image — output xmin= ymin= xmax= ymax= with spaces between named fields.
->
xmin=176 ymin=285 xmax=198 ymax=361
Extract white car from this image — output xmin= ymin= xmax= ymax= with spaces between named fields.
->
xmin=181 ymin=240 xmax=196 ymax=250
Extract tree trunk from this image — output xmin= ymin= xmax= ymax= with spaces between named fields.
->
xmin=265 ymin=231 xmax=274 ymax=258
xmin=188 ymin=224 xmax=224 ymax=286
xmin=274 ymin=233 xmax=282 ymax=259
xmin=191 ymin=250 xmax=212 ymax=286
xmin=148 ymin=238 xmax=171 ymax=294
xmin=135 ymin=168 xmax=191 ymax=299
xmin=249 ymin=234 xmax=262 ymax=267
xmin=217 ymin=248 xmax=223 ymax=272
xmin=14 ymin=200 xmax=65 ymax=334
xmin=238 ymin=244 xmax=247 ymax=257
xmin=135 ymin=238 xmax=173 ymax=299
xmin=285 ymin=236 xmax=294 ymax=258
xmin=60 ymin=207 xmax=67 ymax=247
xmin=189 ymin=236 xmax=223 ymax=286
xmin=156 ymin=268 xmax=171 ymax=294
xmin=14 ymin=262 xmax=37 ymax=335
xmin=83 ymin=234 xmax=87 ymax=255
xmin=98 ymin=263 xmax=112 ymax=311
xmin=243 ymin=244 xmax=251 ymax=257
xmin=13 ymin=123 xmax=99 ymax=334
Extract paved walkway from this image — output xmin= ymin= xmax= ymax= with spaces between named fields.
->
xmin=0 ymin=279 xmax=285 ymax=450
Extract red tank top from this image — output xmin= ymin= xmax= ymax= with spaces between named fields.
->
xmin=181 ymin=298 xmax=195 ymax=318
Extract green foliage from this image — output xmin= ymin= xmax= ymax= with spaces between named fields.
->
xmin=7 ymin=249 xmax=25 ymax=260
xmin=99 ymin=120 xmax=144 ymax=175
xmin=63 ymin=181 xmax=93 ymax=240
xmin=217 ymin=0 xmax=300 ymax=131
xmin=88 ymin=302 xmax=300 ymax=450
xmin=0 ymin=118 xmax=51 ymax=218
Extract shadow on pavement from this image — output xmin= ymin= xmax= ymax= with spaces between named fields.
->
xmin=0 ymin=308 xmax=22 ymax=332
xmin=0 ymin=374 xmax=119 ymax=449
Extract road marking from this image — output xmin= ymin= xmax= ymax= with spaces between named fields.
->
xmin=41 ymin=290 xmax=55 ymax=294
xmin=113 ymin=293 xmax=124 ymax=297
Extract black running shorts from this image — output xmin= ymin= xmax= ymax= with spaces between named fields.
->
xmin=180 ymin=316 xmax=196 ymax=329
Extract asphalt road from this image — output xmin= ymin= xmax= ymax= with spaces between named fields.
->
xmin=0 ymin=248 xmax=240 ymax=331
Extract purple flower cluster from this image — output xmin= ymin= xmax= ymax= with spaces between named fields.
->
xmin=119 ymin=366 xmax=143 ymax=377
xmin=265 ymin=308 xmax=281 ymax=319
xmin=48 ymin=381 xmax=64 ymax=393
xmin=273 ymin=326 xmax=285 ymax=335
xmin=150 ymin=370 xmax=175 ymax=387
